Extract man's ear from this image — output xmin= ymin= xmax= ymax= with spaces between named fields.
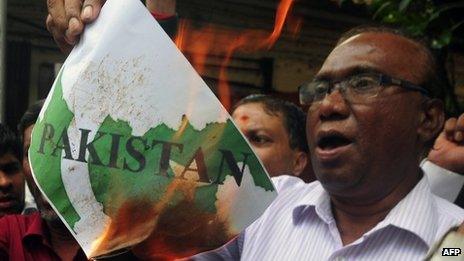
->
xmin=292 ymin=151 xmax=308 ymax=177
xmin=418 ymin=99 xmax=445 ymax=143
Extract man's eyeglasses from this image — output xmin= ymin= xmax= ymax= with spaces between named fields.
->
xmin=299 ymin=73 xmax=430 ymax=106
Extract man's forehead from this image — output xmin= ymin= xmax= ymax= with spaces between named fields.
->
xmin=233 ymin=103 xmax=285 ymax=129
xmin=317 ymin=32 xmax=428 ymax=82
xmin=234 ymin=103 xmax=282 ymax=120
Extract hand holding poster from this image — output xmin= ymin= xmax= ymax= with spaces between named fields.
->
xmin=29 ymin=0 xmax=277 ymax=259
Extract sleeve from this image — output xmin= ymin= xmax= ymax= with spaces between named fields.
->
xmin=422 ymin=160 xmax=464 ymax=202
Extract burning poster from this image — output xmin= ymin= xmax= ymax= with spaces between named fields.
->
xmin=29 ymin=0 xmax=276 ymax=259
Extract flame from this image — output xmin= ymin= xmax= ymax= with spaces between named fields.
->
xmin=175 ymin=22 xmax=215 ymax=75
xmin=264 ymin=0 xmax=296 ymax=48
xmin=217 ymin=35 xmax=247 ymax=111
xmin=174 ymin=19 xmax=188 ymax=51
xmin=287 ymin=16 xmax=304 ymax=39
xmin=91 ymin=163 xmax=234 ymax=260
xmin=173 ymin=0 xmax=298 ymax=111
xmin=172 ymin=115 xmax=189 ymax=142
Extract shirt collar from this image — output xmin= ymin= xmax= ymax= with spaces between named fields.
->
xmin=292 ymin=182 xmax=333 ymax=224
xmin=374 ymin=177 xmax=437 ymax=247
xmin=22 ymin=212 xmax=51 ymax=245
xmin=292 ymin=177 xmax=438 ymax=247
xmin=21 ymin=213 xmax=88 ymax=260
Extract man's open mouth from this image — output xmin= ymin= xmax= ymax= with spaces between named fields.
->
xmin=317 ymin=132 xmax=352 ymax=150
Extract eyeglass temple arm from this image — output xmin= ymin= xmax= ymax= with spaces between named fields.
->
xmin=380 ymin=75 xmax=430 ymax=96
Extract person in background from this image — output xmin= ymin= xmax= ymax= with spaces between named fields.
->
xmin=0 ymin=100 xmax=86 ymax=260
xmin=232 ymin=94 xmax=313 ymax=187
xmin=0 ymin=124 xmax=25 ymax=217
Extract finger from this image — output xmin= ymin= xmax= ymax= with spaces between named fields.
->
xmin=64 ymin=17 xmax=84 ymax=45
xmin=454 ymin=114 xmax=464 ymax=142
xmin=444 ymin=117 xmax=457 ymax=140
xmin=64 ymin=0 xmax=84 ymax=43
xmin=47 ymin=0 xmax=68 ymax=32
xmin=458 ymin=224 xmax=464 ymax=234
xmin=45 ymin=14 xmax=54 ymax=33
xmin=81 ymin=0 xmax=106 ymax=23
xmin=47 ymin=15 xmax=73 ymax=54
xmin=456 ymin=114 xmax=464 ymax=131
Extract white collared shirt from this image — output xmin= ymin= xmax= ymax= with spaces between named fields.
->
xmin=241 ymin=177 xmax=464 ymax=261
xmin=422 ymin=160 xmax=464 ymax=202
xmin=272 ymin=160 xmax=464 ymax=202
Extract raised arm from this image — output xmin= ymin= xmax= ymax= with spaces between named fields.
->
xmin=46 ymin=0 xmax=177 ymax=53
xmin=46 ymin=0 xmax=106 ymax=53
xmin=428 ymin=114 xmax=464 ymax=174
xmin=425 ymin=113 xmax=464 ymax=204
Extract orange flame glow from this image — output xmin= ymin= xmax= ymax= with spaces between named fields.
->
xmin=264 ymin=0 xmax=296 ymax=49
xmin=174 ymin=0 xmax=299 ymax=111
xmin=174 ymin=19 xmax=188 ymax=51
xmin=288 ymin=16 xmax=304 ymax=39
xmin=217 ymin=35 xmax=247 ymax=111
xmin=92 ymin=178 xmax=234 ymax=260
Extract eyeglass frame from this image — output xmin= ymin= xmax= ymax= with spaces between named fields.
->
xmin=298 ymin=72 xmax=430 ymax=106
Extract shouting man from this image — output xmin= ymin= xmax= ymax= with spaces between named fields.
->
xmin=194 ymin=26 xmax=464 ymax=260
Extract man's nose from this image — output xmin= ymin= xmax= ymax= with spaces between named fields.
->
xmin=0 ymin=172 xmax=12 ymax=190
xmin=318 ymin=90 xmax=350 ymax=121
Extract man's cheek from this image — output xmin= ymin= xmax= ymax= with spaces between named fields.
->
xmin=254 ymin=148 xmax=269 ymax=163
xmin=15 ymin=173 xmax=25 ymax=185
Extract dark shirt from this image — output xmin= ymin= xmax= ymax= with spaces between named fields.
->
xmin=0 ymin=212 xmax=87 ymax=260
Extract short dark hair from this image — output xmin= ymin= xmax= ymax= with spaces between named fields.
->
xmin=233 ymin=94 xmax=308 ymax=153
xmin=0 ymin=123 xmax=22 ymax=161
xmin=18 ymin=99 xmax=44 ymax=142
xmin=336 ymin=25 xmax=448 ymax=102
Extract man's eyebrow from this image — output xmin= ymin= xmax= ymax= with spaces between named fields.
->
xmin=347 ymin=66 xmax=384 ymax=76
xmin=315 ymin=65 xmax=385 ymax=81
xmin=246 ymin=127 xmax=266 ymax=133
xmin=0 ymin=161 xmax=21 ymax=172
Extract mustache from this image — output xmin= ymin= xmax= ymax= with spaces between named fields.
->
xmin=0 ymin=194 xmax=18 ymax=201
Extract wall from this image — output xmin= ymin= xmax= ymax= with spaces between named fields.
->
xmin=29 ymin=47 xmax=65 ymax=103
